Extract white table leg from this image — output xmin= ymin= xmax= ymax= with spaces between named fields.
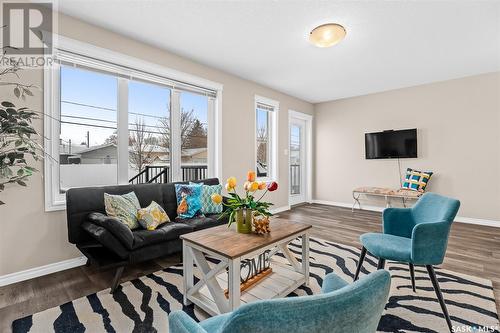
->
xmin=279 ymin=243 xmax=302 ymax=272
xmin=228 ymin=258 xmax=241 ymax=311
xmin=191 ymin=248 xmax=229 ymax=314
xmin=302 ymin=233 xmax=310 ymax=286
xmin=183 ymin=241 xmax=193 ymax=305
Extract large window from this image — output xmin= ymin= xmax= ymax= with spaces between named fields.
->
xmin=59 ymin=66 xmax=118 ymax=192
xmin=180 ymin=91 xmax=209 ymax=181
xmin=255 ymin=95 xmax=278 ymax=181
xmin=128 ymin=80 xmax=170 ymax=183
xmin=45 ymin=40 xmax=221 ymax=210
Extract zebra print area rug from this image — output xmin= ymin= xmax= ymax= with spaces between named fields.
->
xmin=12 ymin=237 xmax=499 ymax=333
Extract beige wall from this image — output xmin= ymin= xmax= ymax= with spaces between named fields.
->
xmin=314 ymin=72 xmax=500 ymax=221
xmin=0 ymin=14 xmax=313 ymax=276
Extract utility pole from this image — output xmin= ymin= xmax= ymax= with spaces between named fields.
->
xmin=86 ymin=131 xmax=90 ymax=148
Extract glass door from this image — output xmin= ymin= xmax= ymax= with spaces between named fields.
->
xmin=289 ymin=117 xmax=306 ymax=205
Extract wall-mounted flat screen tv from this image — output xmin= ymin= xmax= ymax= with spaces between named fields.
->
xmin=365 ymin=129 xmax=417 ymax=159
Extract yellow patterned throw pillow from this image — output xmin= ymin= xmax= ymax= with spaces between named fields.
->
xmin=137 ymin=201 xmax=170 ymax=230
xmin=104 ymin=192 xmax=141 ymax=229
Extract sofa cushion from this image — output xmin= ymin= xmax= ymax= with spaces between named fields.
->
xmin=132 ymin=222 xmax=193 ymax=250
xmin=177 ymin=214 xmax=227 ymax=231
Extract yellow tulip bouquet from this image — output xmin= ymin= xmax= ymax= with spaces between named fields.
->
xmin=212 ymin=171 xmax=278 ymax=229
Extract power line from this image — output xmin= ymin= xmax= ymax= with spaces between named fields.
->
xmin=62 ymin=100 xmax=169 ymax=120
xmin=60 ymin=121 xmax=207 ymax=139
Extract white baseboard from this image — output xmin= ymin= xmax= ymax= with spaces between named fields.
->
xmin=453 ymin=216 xmax=500 ymax=228
xmin=0 ymin=256 xmax=87 ymax=287
xmin=312 ymin=200 xmax=500 ymax=228
xmin=271 ymin=205 xmax=291 ymax=214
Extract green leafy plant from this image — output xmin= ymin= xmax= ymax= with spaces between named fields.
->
xmin=0 ymin=46 xmax=42 ymax=205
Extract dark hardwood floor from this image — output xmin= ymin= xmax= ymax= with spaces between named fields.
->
xmin=1 ymin=204 xmax=499 ymax=331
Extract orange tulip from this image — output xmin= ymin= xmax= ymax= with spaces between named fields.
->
xmin=211 ymin=193 xmax=223 ymax=204
xmin=243 ymin=181 xmax=251 ymax=191
xmin=247 ymin=170 xmax=256 ymax=182
xmin=258 ymin=181 xmax=267 ymax=190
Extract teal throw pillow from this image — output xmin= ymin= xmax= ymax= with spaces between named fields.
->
xmin=192 ymin=183 xmax=223 ymax=214
xmin=175 ymin=183 xmax=203 ymax=219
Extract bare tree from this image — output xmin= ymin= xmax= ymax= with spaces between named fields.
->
xmin=105 ymin=131 xmax=117 ymax=145
xmin=158 ymin=108 xmax=196 ymax=149
xmin=129 ymin=118 xmax=154 ymax=172
xmin=256 ymin=126 xmax=267 ymax=165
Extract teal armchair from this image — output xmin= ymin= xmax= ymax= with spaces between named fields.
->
xmin=354 ymin=192 xmax=460 ymax=332
xmin=169 ymin=270 xmax=391 ymax=333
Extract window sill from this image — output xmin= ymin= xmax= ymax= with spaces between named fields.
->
xmin=256 ymin=177 xmax=276 ymax=183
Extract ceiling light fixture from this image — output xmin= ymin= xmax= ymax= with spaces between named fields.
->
xmin=309 ymin=23 xmax=346 ymax=48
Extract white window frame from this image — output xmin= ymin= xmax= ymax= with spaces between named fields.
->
xmin=254 ymin=95 xmax=279 ymax=182
xmin=44 ymin=35 xmax=223 ymax=211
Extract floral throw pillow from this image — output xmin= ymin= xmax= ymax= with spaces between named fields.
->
xmin=137 ymin=201 xmax=170 ymax=230
xmin=104 ymin=192 xmax=141 ymax=229
xmin=175 ymin=183 xmax=203 ymax=219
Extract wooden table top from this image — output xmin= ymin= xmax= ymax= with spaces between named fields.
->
xmin=180 ymin=219 xmax=312 ymax=259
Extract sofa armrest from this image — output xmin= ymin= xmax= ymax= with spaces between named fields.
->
xmin=169 ymin=311 xmax=207 ymax=333
xmin=88 ymin=212 xmax=134 ymax=250
xmin=81 ymin=222 xmax=130 ymax=260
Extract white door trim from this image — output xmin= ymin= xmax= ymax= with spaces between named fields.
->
xmin=288 ymin=110 xmax=313 ymax=206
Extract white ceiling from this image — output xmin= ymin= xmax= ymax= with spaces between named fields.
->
xmin=57 ymin=1 xmax=500 ymax=103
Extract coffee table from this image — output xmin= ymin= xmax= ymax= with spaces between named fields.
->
xmin=180 ymin=219 xmax=312 ymax=316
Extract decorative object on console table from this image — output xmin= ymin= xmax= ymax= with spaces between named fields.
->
xmin=253 ymin=215 xmax=271 ymax=234
xmin=214 ymin=171 xmax=278 ymax=234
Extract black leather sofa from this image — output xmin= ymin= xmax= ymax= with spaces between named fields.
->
xmin=66 ymin=178 xmax=227 ymax=292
